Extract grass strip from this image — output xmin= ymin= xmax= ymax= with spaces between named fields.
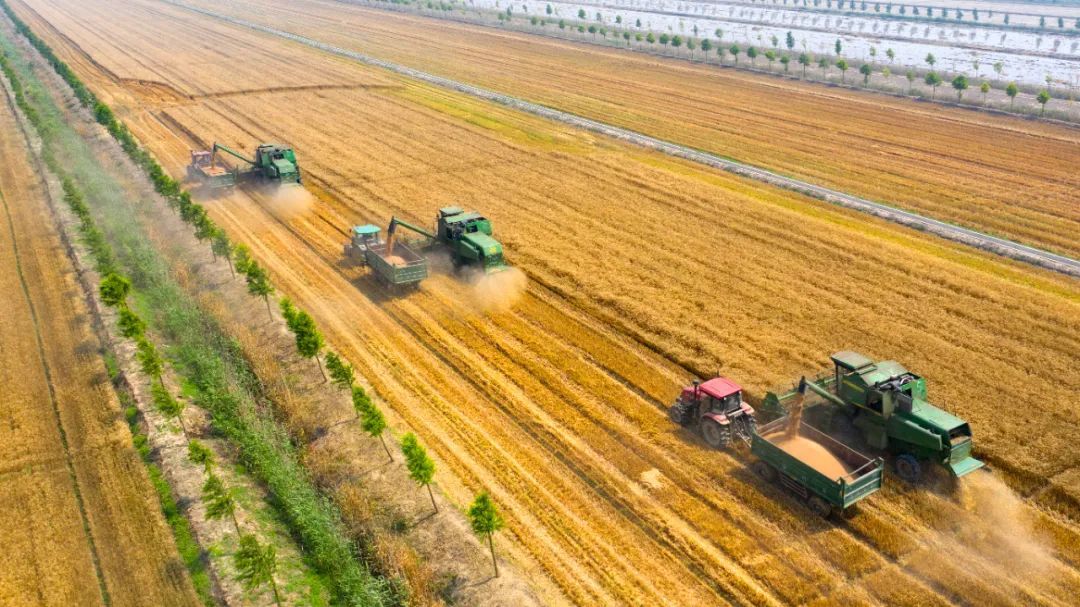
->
xmin=0 ymin=8 xmax=395 ymax=606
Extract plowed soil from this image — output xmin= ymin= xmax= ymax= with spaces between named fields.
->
xmin=11 ymin=0 xmax=1080 ymax=606
xmin=0 ymin=54 xmax=198 ymax=605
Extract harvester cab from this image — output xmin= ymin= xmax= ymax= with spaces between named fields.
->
xmin=780 ymin=351 xmax=985 ymax=483
xmin=252 ymin=144 xmax=301 ymax=185
xmin=669 ymin=377 xmax=756 ymax=449
xmin=436 ymin=207 xmax=506 ymax=273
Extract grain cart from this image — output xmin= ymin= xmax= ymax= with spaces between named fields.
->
xmin=382 ymin=208 xmax=508 ymax=274
xmin=188 ymin=142 xmax=301 ymax=188
xmin=762 ymin=351 xmax=985 ymax=483
xmin=668 ymin=377 xmax=756 ymax=449
xmin=187 ymin=150 xmax=236 ymax=193
xmin=344 ymin=223 xmax=428 ymax=289
xmin=751 ymin=412 xmax=884 ymax=518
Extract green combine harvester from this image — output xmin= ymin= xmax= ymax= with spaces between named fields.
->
xmin=384 ymin=207 xmax=507 ymax=274
xmin=187 ymin=142 xmax=301 ymax=192
xmin=763 ymin=351 xmax=984 ymax=483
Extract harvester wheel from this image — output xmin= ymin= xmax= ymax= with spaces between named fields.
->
xmin=894 ymin=454 xmax=922 ymax=483
xmin=753 ymin=461 xmax=777 ymax=482
xmin=700 ymin=420 xmax=730 ymax=449
xmin=808 ymin=496 xmax=832 ymax=518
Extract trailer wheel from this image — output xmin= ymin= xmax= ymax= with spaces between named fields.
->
xmin=894 ymin=454 xmax=922 ymax=484
xmin=753 ymin=461 xmax=777 ymax=482
xmin=808 ymin=496 xmax=832 ymax=518
xmin=700 ymin=420 xmax=730 ymax=449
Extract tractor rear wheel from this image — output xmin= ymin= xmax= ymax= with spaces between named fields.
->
xmin=700 ymin=420 xmax=731 ymax=449
xmin=753 ymin=461 xmax=777 ymax=482
xmin=808 ymin=496 xmax=832 ymax=518
xmin=894 ymin=454 xmax=922 ymax=483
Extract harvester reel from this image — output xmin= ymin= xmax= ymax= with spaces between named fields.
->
xmin=700 ymin=420 xmax=731 ymax=449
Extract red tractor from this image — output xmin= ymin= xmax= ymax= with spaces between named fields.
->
xmin=669 ymin=377 xmax=757 ymax=449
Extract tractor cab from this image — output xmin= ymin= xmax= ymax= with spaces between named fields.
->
xmin=437 ymin=207 xmax=505 ymax=272
xmin=344 ymin=224 xmax=382 ymax=261
xmin=669 ymin=376 xmax=756 ymax=449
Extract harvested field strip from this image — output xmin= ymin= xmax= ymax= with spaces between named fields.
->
xmin=182 ymin=0 xmax=1080 ymax=258
xmin=0 ymin=30 xmax=200 ymax=607
xmin=14 ymin=1 xmax=1080 ymax=605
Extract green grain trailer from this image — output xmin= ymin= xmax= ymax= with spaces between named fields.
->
xmin=751 ymin=416 xmax=884 ymax=517
xmin=344 ymin=224 xmax=428 ymax=289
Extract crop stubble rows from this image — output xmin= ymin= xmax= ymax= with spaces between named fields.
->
xmin=184 ymin=0 xmax=1080 ymax=259
xmin=0 ymin=49 xmax=198 ymax=606
xmin=13 ymin=0 xmax=1080 ymax=605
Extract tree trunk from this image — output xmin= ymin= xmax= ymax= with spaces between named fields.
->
xmin=380 ymin=434 xmax=393 ymax=462
xmin=226 ymin=257 xmax=235 ymax=278
xmin=230 ymin=510 xmax=241 ymax=536
xmin=316 ymin=356 xmax=327 ymax=381
xmin=488 ymin=534 xmax=499 ymax=578
xmin=426 ymin=483 xmax=438 ymax=513
xmin=264 ymin=295 xmax=272 ymax=319
xmin=270 ymin=576 xmax=282 ymax=607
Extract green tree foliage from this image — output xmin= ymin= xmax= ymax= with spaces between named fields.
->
xmin=354 ymin=385 xmax=392 ymax=461
xmin=401 ymin=433 xmax=437 ymax=513
xmin=99 ymin=272 xmax=131 ymax=308
xmin=925 ymin=71 xmax=943 ymax=98
xmin=234 ymin=534 xmax=281 ymax=606
xmin=233 ymin=243 xmax=254 ymax=275
xmin=671 ymin=35 xmax=682 ymax=53
xmin=780 ymin=54 xmax=790 ymax=72
xmin=886 ymin=48 xmax=894 ymax=63
xmin=786 ymin=31 xmax=795 ymax=50
xmin=188 ymin=439 xmax=215 ymax=472
xmin=798 ymin=52 xmax=811 ymax=77
xmin=152 ymin=382 xmax=186 ymax=434
xmin=210 ymin=228 xmax=234 ymax=276
xmin=859 ymin=62 xmax=872 ymax=84
xmin=951 ymin=75 xmax=969 ymax=99
xmin=836 ymin=58 xmax=849 ymax=82
xmin=468 ymin=492 xmax=505 ymax=578
xmin=117 ymin=307 xmax=146 ymax=339
xmin=202 ymin=474 xmax=238 ymax=533
xmin=137 ymin=338 xmax=164 ymax=387
xmin=765 ymin=50 xmax=776 ymax=70
xmin=747 ymin=46 xmax=758 ymax=65
xmin=324 ymin=352 xmax=355 ymax=391
xmin=1005 ymin=82 xmax=1019 ymax=108
xmin=278 ymin=297 xmax=299 ymax=332
xmin=905 ymin=69 xmax=916 ymax=93
xmin=577 ymin=8 xmax=585 ymax=19
xmin=925 ymin=52 xmax=936 ymax=68
xmin=291 ymin=309 xmax=325 ymax=379
xmin=701 ymin=38 xmax=712 ymax=62
xmin=729 ymin=44 xmax=740 ymax=63
xmin=1037 ymin=90 xmax=1051 ymax=115
xmin=646 ymin=32 xmax=655 ymax=45
xmin=243 ymin=262 xmax=274 ymax=318
xmin=980 ymin=81 xmax=991 ymax=105
xmin=835 ymin=38 xmax=842 ymax=55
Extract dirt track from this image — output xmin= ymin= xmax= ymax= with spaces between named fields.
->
xmin=0 ymin=45 xmax=198 ymax=605
xmin=11 ymin=0 xmax=1080 ymax=605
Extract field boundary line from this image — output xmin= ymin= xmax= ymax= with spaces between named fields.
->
xmin=0 ymin=64 xmax=112 ymax=607
xmin=167 ymin=0 xmax=1080 ymax=279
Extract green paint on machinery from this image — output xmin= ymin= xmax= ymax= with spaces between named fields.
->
xmin=188 ymin=142 xmax=301 ymax=190
xmin=383 ymin=207 xmax=508 ymax=274
xmin=762 ymin=351 xmax=985 ymax=483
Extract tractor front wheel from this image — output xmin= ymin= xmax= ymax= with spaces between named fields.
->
xmin=700 ymin=420 xmax=731 ymax=449
xmin=894 ymin=454 xmax=922 ymax=483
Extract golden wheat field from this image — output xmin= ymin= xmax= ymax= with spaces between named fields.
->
xmin=190 ymin=0 xmax=1079 ymax=259
xmin=0 ymin=61 xmax=198 ymax=605
xmin=10 ymin=0 xmax=1080 ymax=605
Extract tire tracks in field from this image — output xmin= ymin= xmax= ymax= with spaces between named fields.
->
xmin=0 ymin=69 xmax=112 ymax=607
xmin=167 ymin=0 xmax=1080 ymax=278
